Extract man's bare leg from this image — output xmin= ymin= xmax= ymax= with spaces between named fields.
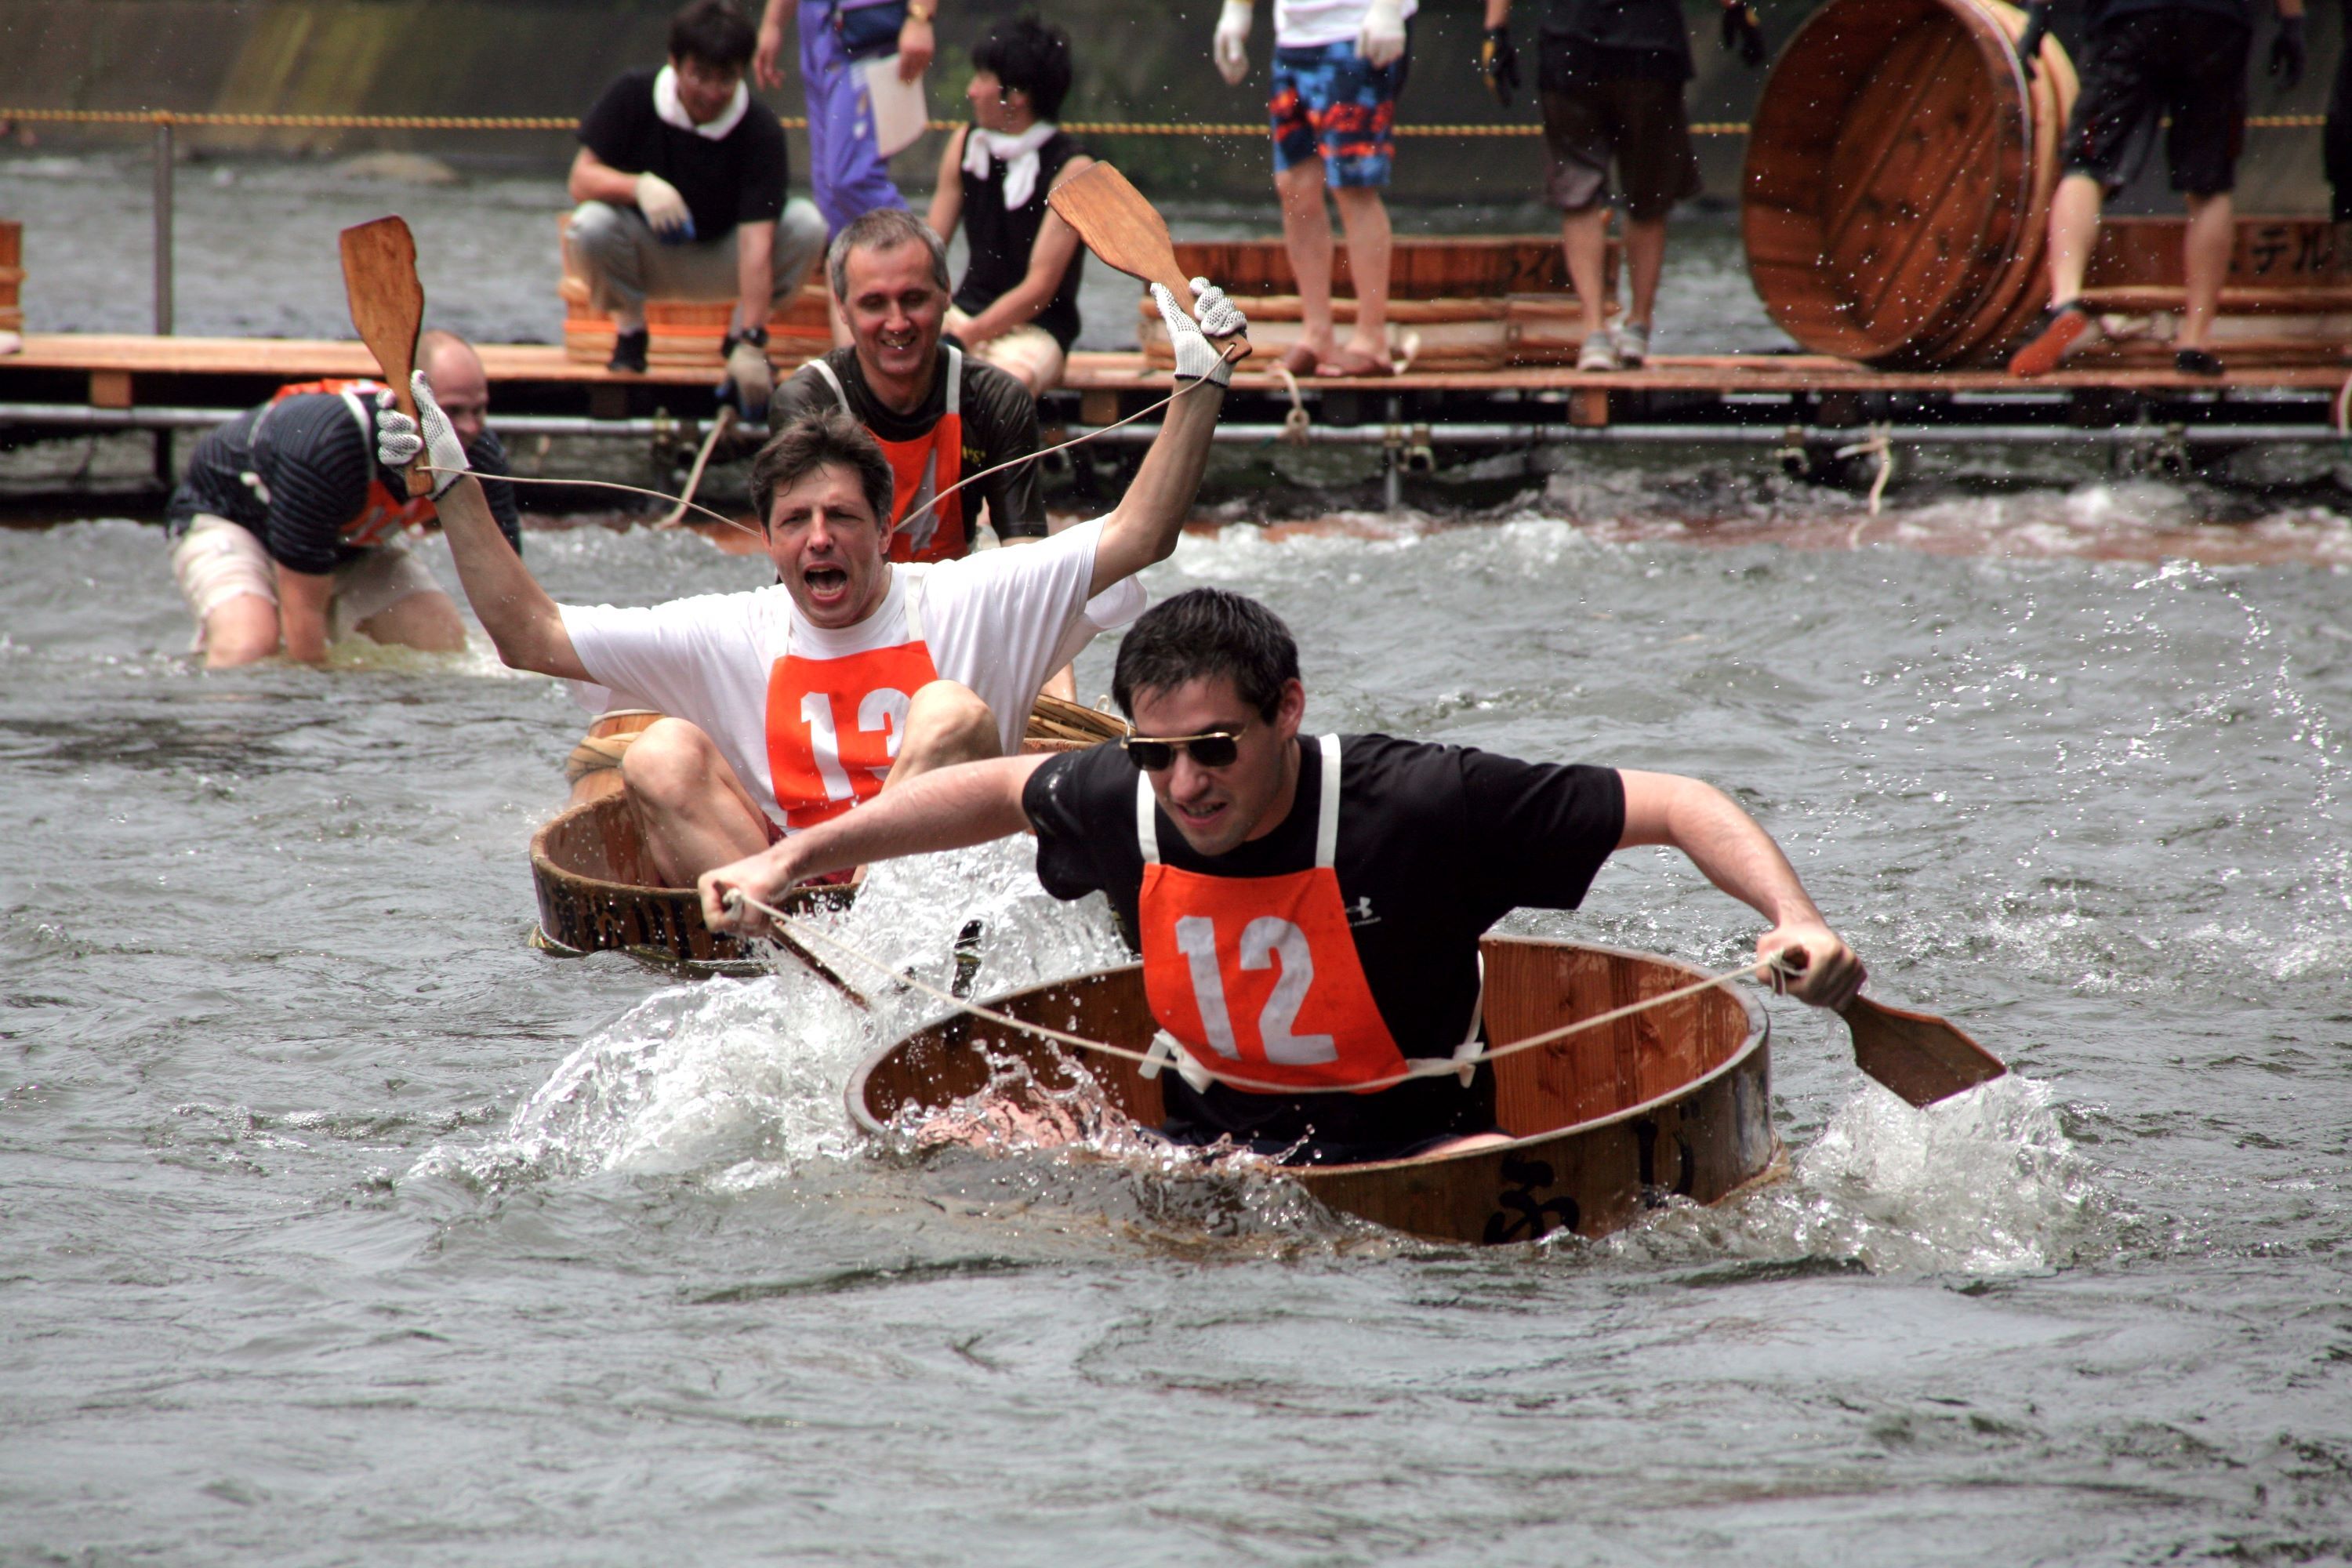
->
xmin=201 ymin=593 xmax=281 ymax=669
xmin=620 ymin=717 xmax=775 ymax=886
xmin=1560 ymin=206 xmax=1613 ymax=339
xmin=2180 ymin=190 xmax=2234 ymax=353
xmin=1624 ymin=214 xmax=1668 ymax=331
xmin=1276 ymin=159 xmax=1340 ymax=365
xmin=1331 ymin=185 xmax=1392 ymax=362
xmin=354 ymin=589 xmax=469 ymax=654
xmin=882 ymin=679 xmax=1003 ymax=789
xmin=2046 ymin=172 xmax=2105 ymax=305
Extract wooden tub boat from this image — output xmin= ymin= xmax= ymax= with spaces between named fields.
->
xmin=848 ymin=934 xmax=1777 ymax=1245
xmin=532 ymin=696 xmax=1128 ymax=972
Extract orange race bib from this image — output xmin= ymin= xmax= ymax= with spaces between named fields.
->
xmin=763 ymin=639 xmax=941 ymax=829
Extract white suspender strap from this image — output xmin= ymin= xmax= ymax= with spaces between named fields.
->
xmin=1454 ymin=951 xmax=1486 ymax=1087
xmin=334 ymin=387 xmax=378 ymax=448
xmin=944 ymin=344 xmax=963 ymax=416
xmin=1314 ymin=734 xmax=1341 ymax=870
xmin=902 ymin=570 xmax=926 ymax=644
xmin=1134 ymin=772 xmax=1160 ymax=865
xmin=807 ymin=356 xmax=850 ymax=410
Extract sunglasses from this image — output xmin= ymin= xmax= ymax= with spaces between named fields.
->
xmin=1121 ymin=727 xmax=1246 ymax=771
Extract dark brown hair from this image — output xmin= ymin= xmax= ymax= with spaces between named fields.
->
xmin=750 ymin=409 xmax=896 ymax=534
xmin=669 ymin=0 xmax=756 ymax=71
xmin=1112 ymin=588 xmax=1301 ymax=722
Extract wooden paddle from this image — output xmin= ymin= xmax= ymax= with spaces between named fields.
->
xmin=1048 ymin=161 xmax=1250 ymax=359
xmin=1773 ymin=950 xmax=2008 ymax=1106
xmin=339 ymin=215 xmax=432 ymax=499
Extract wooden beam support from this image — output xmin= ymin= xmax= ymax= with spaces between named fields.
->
xmin=1570 ymin=387 xmax=1610 ymax=428
xmin=89 ymin=368 xmax=133 ymax=409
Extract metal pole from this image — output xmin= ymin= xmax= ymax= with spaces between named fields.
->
xmin=152 ymin=114 xmax=173 ymax=336
xmin=1382 ymin=394 xmax=1403 ymax=510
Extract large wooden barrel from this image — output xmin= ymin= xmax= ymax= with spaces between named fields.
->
xmin=849 ymin=935 xmax=1777 ymax=1246
xmin=1743 ymin=0 xmax=2077 ymax=368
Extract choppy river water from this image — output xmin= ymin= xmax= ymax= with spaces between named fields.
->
xmin=4 ymin=153 xmax=2352 ymax=1565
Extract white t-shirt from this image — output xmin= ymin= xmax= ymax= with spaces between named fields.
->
xmin=1274 ymin=0 xmax=1417 ymax=49
xmin=561 ymin=516 xmax=1118 ymax=827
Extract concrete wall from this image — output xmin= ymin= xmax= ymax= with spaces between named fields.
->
xmin=0 ymin=0 xmax=2332 ymax=210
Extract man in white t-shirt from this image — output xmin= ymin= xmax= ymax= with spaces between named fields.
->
xmin=378 ymin=279 xmax=1246 ymax=886
xmin=1214 ymin=0 xmax=1414 ymax=379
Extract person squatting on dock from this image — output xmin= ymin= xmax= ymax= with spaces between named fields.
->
xmin=1480 ymin=0 xmax=1766 ymax=372
xmin=928 ymin=14 xmax=1094 ymax=396
xmin=567 ymin=0 xmax=829 ymax=411
xmin=700 ymin=587 xmax=1867 ymax=1167
xmin=165 ymin=332 xmax=520 ymax=670
xmin=376 ymin=280 xmax=1245 ymax=888
xmin=2008 ymin=0 xmax=2307 ymax=378
xmin=1215 ymin=0 xmax=1414 ymax=378
xmin=754 ymin=0 xmax=935 ymax=234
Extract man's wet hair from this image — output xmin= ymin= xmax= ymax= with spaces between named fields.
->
xmin=670 ymin=0 xmax=756 ymax=71
xmin=826 ymin=207 xmax=953 ymax=299
xmin=1112 ymin=588 xmax=1301 ymax=722
xmin=751 ymin=409 xmax=896 ymax=535
xmin=974 ymin=16 xmax=1076 ymax=122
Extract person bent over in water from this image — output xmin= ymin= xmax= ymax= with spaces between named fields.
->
xmin=165 ymin=329 xmax=521 ymax=669
xmin=701 ymin=586 xmax=1866 ymax=1166
xmin=377 ymin=282 xmax=1245 ymax=887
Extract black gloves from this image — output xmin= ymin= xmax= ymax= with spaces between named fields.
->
xmin=1719 ymin=0 xmax=1767 ymax=67
xmin=1479 ymin=25 xmax=1521 ymax=107
xmin=2016 ymin=2 xmax=2050 ymax=82
xmin=2270 ymin=13 xmax=2306 ymax=89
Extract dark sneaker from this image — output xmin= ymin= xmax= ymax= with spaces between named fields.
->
xmin=2174 ymin=347 xmax=2225 ymax=377
xmin=608 ymin=328 xmax=649 ymax=375
xmin=2008 ymin=302 xmax=2096 ymax=377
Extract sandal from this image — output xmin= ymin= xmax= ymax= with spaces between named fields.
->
xmin=1316 ymin=347 xmax=1396 ymax=378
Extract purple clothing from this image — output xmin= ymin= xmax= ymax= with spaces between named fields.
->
xmin=800 ymin=0 xmax=908 ymax=232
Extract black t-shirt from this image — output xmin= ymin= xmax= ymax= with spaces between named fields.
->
xmin=2091 ymin=0 xmax=2250 ymax=26
xmin=952 ymin=127 xmax=1089 ymax=352
xmin=771 ymin=347 xmax=1047 ymax=541
xmin=1022 ymin=733 xmax=1628 ymax=1160
xmin=577 ymin=67 xmax=789 ymax=238
xmin=167 ymin=393 xmax=521 ymax=574
xmin=1541 ymin=0 xmax=1693 ymax=81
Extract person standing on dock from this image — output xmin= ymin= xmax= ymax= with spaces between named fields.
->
xmin=164 ymin=332 xmax=521 ymax=670
xmin=752 ymin=0 xmax=935 ymax=234
xmin=2007 ymin=0 xmax=2307 ymax=378
xmin=375 ymin=281 xmax=1246 ymax=889
xmin=567 ymin=0 xmax=830 ymax=412
xmin=1481 ymin=0 xmax=1769 ymax=372
xmin=699 ymin=586 xmax=1866 ymax=1167
xmin=1214 ymin=0 xmax=1414 ymax=378
xmin=927 ymin=14 xmax=1094 ymax=395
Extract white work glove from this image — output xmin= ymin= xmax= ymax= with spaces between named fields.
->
xmin=1213 ymin=0 xmax=1253 ymax=85
xmin=1153 ymin=278 xmax=1247 ymax=387
xmin=1358 ymin=0 xmax=1406 ymax=68
xmin=635 ymin=171 xmax=691 ymax=236
xmin=373 ymin=372 xmax=467 ymax=499
xmin=721 ymin=337 xmax=774 ymax=423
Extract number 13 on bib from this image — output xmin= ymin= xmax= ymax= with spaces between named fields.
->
xmin=1134 ymin=737 xmax=1411 ymax=1094
xmin=764 ymin=641 xmax=941 ymax=829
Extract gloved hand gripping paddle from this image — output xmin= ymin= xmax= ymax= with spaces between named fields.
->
xmin=1047 ymin=162 xmax=1253 ymax=364
xmin=339 ymin=216 xmax=433 ymax=499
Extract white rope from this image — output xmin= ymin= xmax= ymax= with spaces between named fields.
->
xmin=657 ymin=405 xmax=735 ymax=528
xmin=727 ymin=887 xmax=1785 ymax=1098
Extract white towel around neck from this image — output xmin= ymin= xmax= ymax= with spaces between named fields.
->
xmin=653 ymin=64 xmax=750 ymax=141
xmin=961 ymin=122 xmax=1059 ymax=210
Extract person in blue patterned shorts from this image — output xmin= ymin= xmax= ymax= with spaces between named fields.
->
xmin=1214 ymin=0 xmax=1414 ymax=377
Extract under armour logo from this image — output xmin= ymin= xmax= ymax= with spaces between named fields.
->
xmin=1347 ymin=895 xmax=1379 ymax=927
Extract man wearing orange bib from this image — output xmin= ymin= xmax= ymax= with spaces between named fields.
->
xmin=378 ymin=280 xmax=1244 ymax=887
xmin=165 ymin=331 xmax=521 ymax=668
xmin=702 ymin=587 xmax=1867 ymax=1165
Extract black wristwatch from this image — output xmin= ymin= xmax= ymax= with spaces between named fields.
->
xmin=722 ymin=324 xmax=771 ymax=354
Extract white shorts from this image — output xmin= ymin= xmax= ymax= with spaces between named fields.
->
xmin=169 ymin=514 xmax=445 ymax=649
xmin=944 ymin=308 xmax=1066 ymax=392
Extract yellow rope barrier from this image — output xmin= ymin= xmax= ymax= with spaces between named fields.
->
xmin=0 ymin=107 xmax=2325 ymax=136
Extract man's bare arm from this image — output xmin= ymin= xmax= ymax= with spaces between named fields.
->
xmin=927 ymin=129 xmax=966 ymax=240
xmin=431 ymin=477 xmax=590 ymax=680
xmin=568 ymin=146 xmax=639 ymax=206
xmin=1087 ymin=379 xmax=1222 ymax=593
xmin=702 ymin=753 xmax=1047 ymax=932
xmin=1617 ymin=768 xmax=1866 ymax=1009
xmin=274 ymin=565 xmax=333 ymax=664
xmin=735 ymin=220 xmax=774 ymax=336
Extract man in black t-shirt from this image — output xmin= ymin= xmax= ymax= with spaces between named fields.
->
xmin=700 ymin=588 xmax=1867 ymax=1166
xmin=567 ymin=0 xmax=828 ymax=411
xmin=165 ymin=331 xmax=521 ymax=669
xmin=2009 ymin=0 xmax=2307 ymax=378
xmin=1481 ymin=0 xmax=1767 ymax=372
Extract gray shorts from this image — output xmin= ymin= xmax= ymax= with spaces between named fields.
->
xmin=169 ymin=514 xmax=444 ymax=649
xmin=1539 ymin=77 xmax=1702 ymax=221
